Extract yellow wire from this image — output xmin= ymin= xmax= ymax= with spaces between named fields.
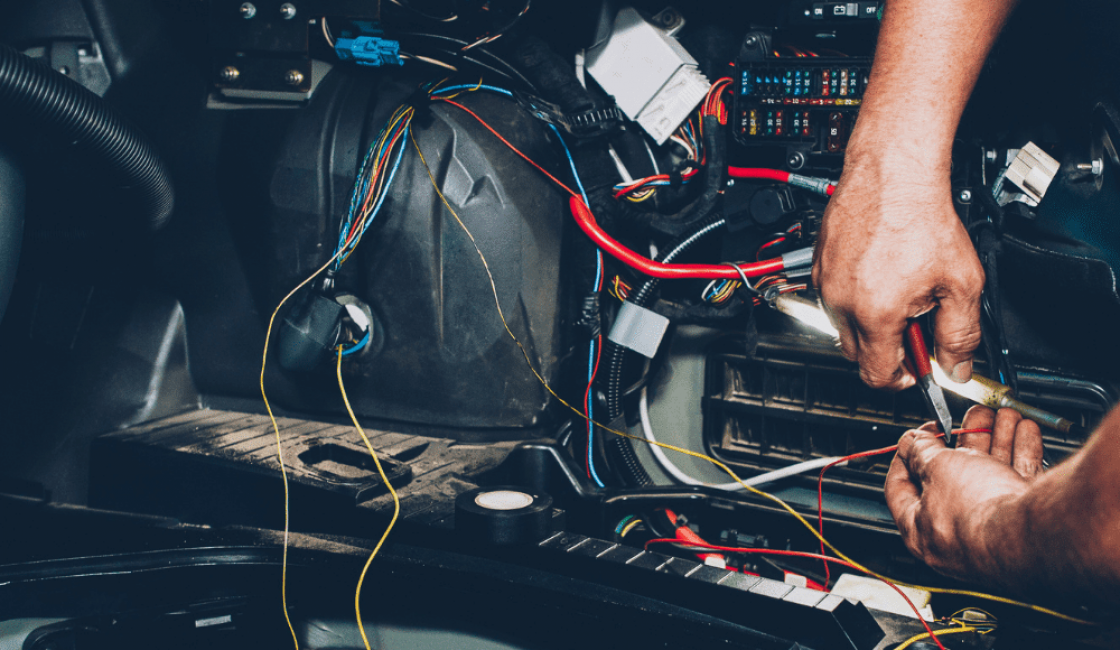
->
xmin=260 ymin=102 xmax=413 ymax=649
xmin=895 ymin=626 xmax=977 ymax=650
xmin=409 ymin=130 xmax=1096 ymax=627
xmin=620 ymin=518 xmax=643 ymax=538
xmin=337 ymin=348 xmax=401 ymax=650
xmin=261 ymin=249 xmax=347 ymax=650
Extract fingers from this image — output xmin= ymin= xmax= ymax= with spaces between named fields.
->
xmin=1011 ymin=417 xmax=1044 ymax=479
xmin=884 ymin=449 xmax=920 ymax=535
xmin=932 ymin=259 xmax=985 ymax=384
xmin=989 ymin=407 xmax=1021 ymax=465
xmin=957 ymin=405 xmax=996 ymax=453
xmin=852 ymin=313 xmax=916 ymax=392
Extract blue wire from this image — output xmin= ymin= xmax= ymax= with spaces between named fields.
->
xmin=340 ymin=329 xmax=371 ymax=356
xmin=432 ymin=84 xmax=514 ymax=97
xmin=432 ymin=82 xmax=606 ymax=487
xmin=547 ymin=123 xmax=604 ymax=487
xmin=334 ymin=123 xmax=412 ymax=269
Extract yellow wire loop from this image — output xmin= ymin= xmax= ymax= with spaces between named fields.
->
xmin=410 ymin=129 xmax=1096 ymax=628
xmin=337 ymin=348 xmax=401 ymax=650
xmin=895 ymin=626 xmax=977 ymax=650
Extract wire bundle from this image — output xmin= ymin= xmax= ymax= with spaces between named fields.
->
xmin=332 ymin=103 xmax=420 ymax=271
xmin=612 ymin=77 xmax=733 ymax=201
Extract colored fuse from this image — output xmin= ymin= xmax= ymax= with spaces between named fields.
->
xmin=821 ymin=69 xmax=830 ymax=96
xmin=749 ymin=109 xmax=759 ymax=136
xmin=742 ymin=71 xmax=752 ymax=95
xmin=802 ymin=111 xmax=811 ymax=137
xmin=784 ymin=70 xmax=794 ymax=95
xmin=791 ymin=112 xmax=801 ymax=133
xmin=840 ymin=69 xmax=849 ymax=96
xmin=827 ymin=111 xmax=848 ymax=152
xmin=830 ymin=69 xmax=840 ymax=94
xmin=775 ymin=109 xmax=784 ymax=136
xmin=765 ymin=110 xmax=775 ymax=136
xmin=794 ymin=70 xmax=802 ymax=96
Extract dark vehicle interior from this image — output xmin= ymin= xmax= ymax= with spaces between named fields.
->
xmin=3 ymin=0 xmax=1120 ymax=648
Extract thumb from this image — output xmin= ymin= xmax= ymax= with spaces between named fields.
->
xmin=896 ymin=423 xmax=948 ymax=482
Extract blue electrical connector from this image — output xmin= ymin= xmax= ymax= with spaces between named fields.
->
xmin=335 ymin=36 xmax=403 ymax=67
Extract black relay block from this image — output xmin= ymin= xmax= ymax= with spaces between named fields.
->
xmin=734 ymin=58 xmax=870 ymax=153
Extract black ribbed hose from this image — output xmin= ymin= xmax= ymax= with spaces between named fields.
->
xmin=601 ymin=216 xmax=728 ymax=487
xmin=0 ymin=43 xmax=173 ymax=229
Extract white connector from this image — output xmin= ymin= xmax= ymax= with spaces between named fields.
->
xmin=999 ymin=141 xmax=1060 ymax=206
xmin=586 ymin=7 xmax=710 ymax=144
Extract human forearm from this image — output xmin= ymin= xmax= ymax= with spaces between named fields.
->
xmin=847 ymin=0 xmax=1018 ymax=168
xmin=974 ymin=411 xmax=1120 ymax=603
xmin=813 ymin=0 xmax=1017 ymax=390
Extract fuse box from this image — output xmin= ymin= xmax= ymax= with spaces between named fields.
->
xmin=733 ymin=58 xmax=870 ymax=154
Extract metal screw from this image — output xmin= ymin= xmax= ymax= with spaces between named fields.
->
xmin=726 ymin=179 xmax=736 ymax=188
xmin=57 ymin=66 xmax=70 ymax=75
xmin=239 ymin=2 xmax=256 ymax=18
xmin=787 ymin=151 xmax=806 ymax=170
xmin=958 ymin=189 xmax=972 ymax=203
xmin=219 ymin=66 xmax=240 ymax=82
xmin=1076 ymin=159 xmax=1103 ymax=176
xmin=279 ymin=3 xmax=296 ymax=19
xmin=743 ymin=35 xmax=758 ymax=48
xmin=985 ymin=149 xmax=997 ymax=163
xmin=284 ymin=69 xmax=305 ymax=86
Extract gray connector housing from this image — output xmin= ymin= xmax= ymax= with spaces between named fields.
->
xmin=586 ymin=7 xmax=710 ymax=144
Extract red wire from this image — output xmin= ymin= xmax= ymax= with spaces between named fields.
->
xmin=756 ymin=237 xmax=786 ymax=261
xmin=644 ymin=539 xmax=950 ymax=650
xmin=437 ymin=96 xmax=796 ymax=281
xmin=815 ymin=428 xmax=993 ymax=587
xmin=727 ymin=167 xmax=837 ymax=196
xmin=584 ymin=333 xmax=603 ymax=479
xmin=570 ymin=197 xmax=786 ymax=280
xmin=435 ymin=98 xmax=579 ymax=198
xmin=664 ymin=508 xmax=725 ymax=565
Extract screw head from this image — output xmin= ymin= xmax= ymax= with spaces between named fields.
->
xmin=284 ymin=69 xmax=305 ymax=86
xmin=744 ymin=35 xmax=759 ymax=47
xmin=280 ymin=3 xmax=296 ymax=19
xmin=726 ymin=179 xmax=736 ymax=188
xmin=985 ymin=149 xmax=997 ymax=163
xmin=958 ymin=189 xmax=972 ymax=203
xmin=787 ymin=151 xmax=806 ymax=170
xmin=239 ymin=2 xmax=256 ymax=18
xmin=219 ymin=66 xmax=240 ymax=82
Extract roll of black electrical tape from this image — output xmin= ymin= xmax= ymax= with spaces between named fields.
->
xmin=455 ymin=486 xmax=553 ymax=545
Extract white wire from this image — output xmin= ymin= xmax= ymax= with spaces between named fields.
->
xmin=638 ymin=387 xmax=845 ymax=490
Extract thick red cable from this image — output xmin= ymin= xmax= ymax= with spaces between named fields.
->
xmin=645 ymin=537 xmax=949 ymax=650
xmin=569 ymin=197 xmax=786 ymax=280
xmin=727 ymin=167 xmax=837 ymax=196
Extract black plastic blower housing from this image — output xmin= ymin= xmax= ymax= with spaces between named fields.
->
xmin=240 ymin=71 xmax=569 ymax=435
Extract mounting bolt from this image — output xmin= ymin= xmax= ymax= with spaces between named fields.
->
xmin=219 ymin=66 xmax=240 ymax=82
xmin=284 ymin=69 xmax=305 ymax=86
xmin=239 ymin=2 xmax=256 ymax=18
xmin=726 ymin=179 xmax=735 ymax=188
xmin=1076 ymin=159 xmax=1104 ymax=176
xmin=279 ymin=3 xmax=296 ymax=19
xmin=743 ymin=35 xmax=759 ymax=48
xmin=985 ymin=149 xmax=997 ymax=163
xmin=787 ymin=151 xmax=806 ymax=170
xmin=958 ymin=189 xmax=972 ymax=203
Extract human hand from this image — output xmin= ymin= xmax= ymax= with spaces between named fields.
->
xmin=884 ymin=406 xmax=1043 ymax=581
xmin=812 ymin=150 xmax=985 ymax=391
